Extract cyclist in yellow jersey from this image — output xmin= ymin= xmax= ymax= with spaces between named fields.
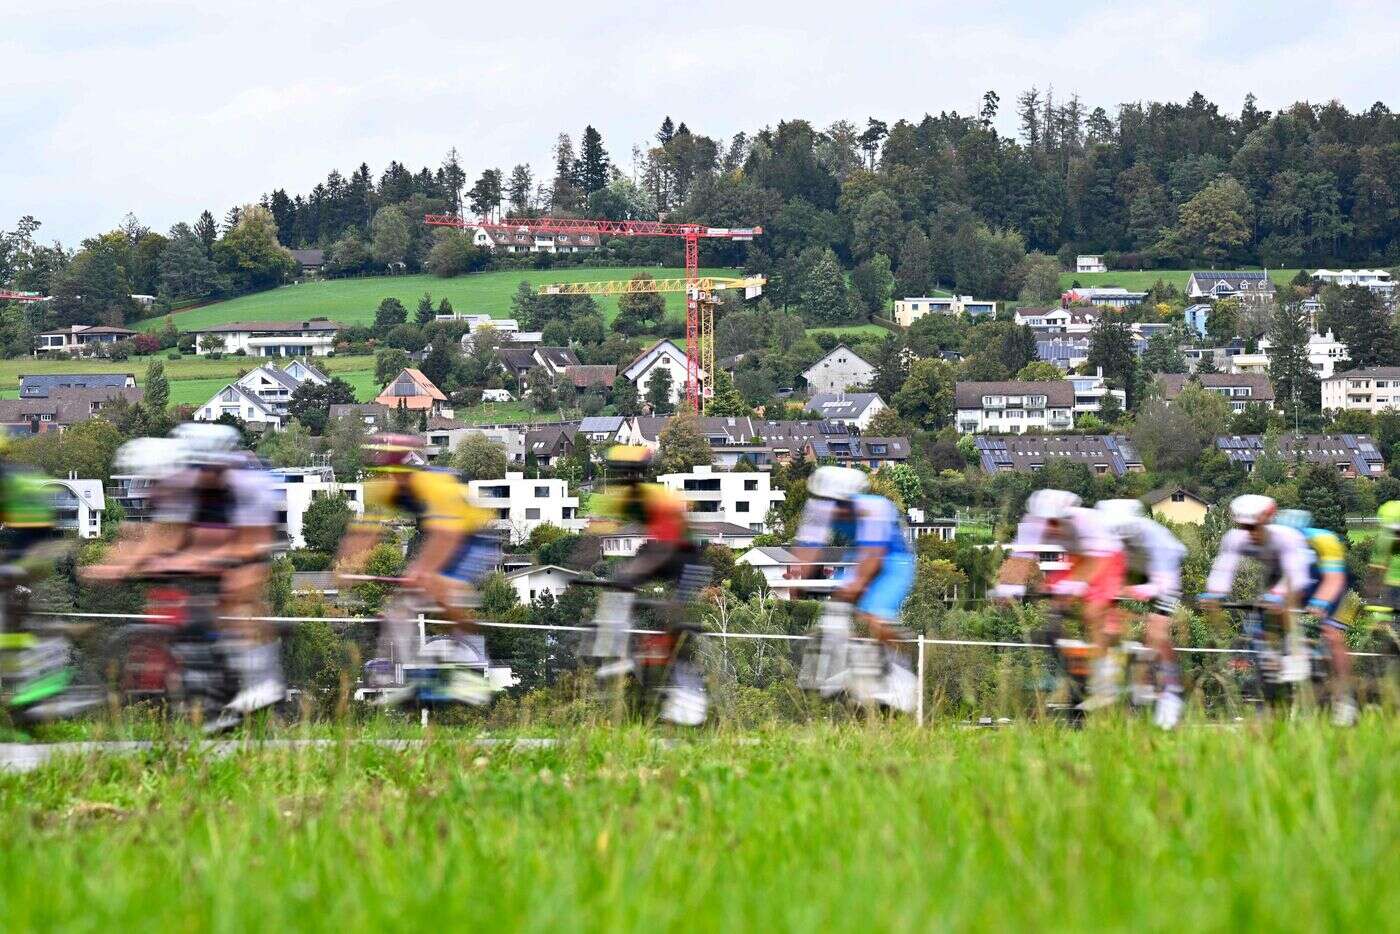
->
xmin=1276 ymin=509 xmax=1356 ymax=725
xmin=335 ymin=434 xmax=499 ymax=698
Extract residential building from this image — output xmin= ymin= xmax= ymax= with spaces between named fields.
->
xmin=1234 ymin=328 xmax=1347 ymax=380
xmin=737 ymin=546 xmax=852 ymax=600
xmin=1182 ymin=342 xmax=1248 ymax=373
xmin=422 ymin=423 xmax=524 ymax=462
xmin=1061 ymin=287 xmax=1148 ymax=308
xmin=1184 ymin=303 xmax=1211 ymax=337
xmin=1068 ymin=371 xmax=1126 ymax=416
xmin=42 ymin=477 xmax=105 ymax=538
xmin=0 ymin=387 xmax=144 ymax=434
xmin=1185 ymin=270 xmax=1277 ymax=305
xmin=534 ymin=346 xmax=581 ymax=379
xmin=1226 ymin=353 xmax=1270 ymax=376
xmin=524 ymin=424 xmax=577 ymax=466
xmin=270 ymin=466 xmax=364 ymax=548
xmin=805 ymin=435 xmax=910 ymax=470
xmin=467 ymin=472 xmax=583 ymax=543
xmin=1143 ymin=487 xmax=1209 ymax=525
xmin=578 ymin=416 xmax=628 ymax=447
xmin=657 ymin=464 xmax=785 ymax=532
xmin=1015 ymin=307 xmax=1106 ymax=332
xmin=954 ymin=381 xmax=1075 ymax=435
xmin=972 ymin=434 xmax=1145 ymax=477
xmin=801 ymin=344 xmax=876 ymax=394
xmin=806 ymin=392 xmax=886 ymax=431
xmin=893 ymin=295 xmax=997 ymax=326
xmin=1155 ymin=373 xmax=1276 ymax=412
xmin=1034 ymin=334 xmax=1092 ymax=371
xmin=599 ymin=519 xmax=761 ymax=558
xmin=282 ymin=359 xmax=330 ymax=386
xmin=108 ymin=472 xmax=158 ymax=522
xmin=374 ymin=368 xmax=448 ymax=416
xmin=1075 ymin=254 xmax=1107 ymax=273
xmin=189 ymin=319 xmax=343 ymax=357
xmin=328 ymin=403 xmax=391 ymax=430
xmin=289 ymin=249 xmax=325 ymax=277
xmin=1310 ymin=268 xmax=1394 ymax=297
xmin=504 ymin=565 xmax=582 ymax=603
xmin=1322 ymin=368 xmax=1400 ymax=413
xmin=193 ymin=383 xmax=283 ymax=430
xmin=34 ymin=324 xmax=136 ymax=355
xmin=904 ymin=509 xmax=958 ymax=545
xmin=234 ymin=365 xmax=304 ymax=415
xmin=622 ymin=339 xmax=703 ymax=406
xmin=564 ymin=365 xmax=616 ymax=392
xmin=19 ymin=373 xmax=136 ymax=398
xmin=1215 ymin=434 xmax=1385 ymax=478
xmin=469 ymin=226 xmax=600 ymax=254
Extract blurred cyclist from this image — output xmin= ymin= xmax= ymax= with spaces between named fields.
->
xmin=1200 ymin=494 xmax=1315 ymax=686
xmin=1366 ymin=500 xmax=1400 ymax=618
xmin=790 ymin=465 xmax=916 ymax=712
xmin=1275 ymin=508 xmax=1356 ymax=726
xmin=1095 ymin=499 xmax=1188 ymax=729
xmin=86 ymin=424 xmax=284 ymax=717
xmin=333 ymin=432 xmax=498 ymax=705
xmin=588 ymin=444 xmax=710 ymax=725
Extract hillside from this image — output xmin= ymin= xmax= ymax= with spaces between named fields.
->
xmin=1057 ymin=268 xmax=1302 ymax=293
xmin=144 ymin=267 xmax=739 ymax=332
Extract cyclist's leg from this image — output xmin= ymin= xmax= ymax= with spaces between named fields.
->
xmin=853 ymin=552 xmax=917 ymax=712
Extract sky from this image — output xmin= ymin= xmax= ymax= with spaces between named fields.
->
xmin=4 ymin=0 xmax=1398 ymax=245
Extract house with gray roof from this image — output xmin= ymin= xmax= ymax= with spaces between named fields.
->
xmin=972 ymin=435 xmax=1144 ymax=477
xmin=1215 ymin=434 xmax=1384 ymax=479
xmin=1186 ymin=270 xmax=1277 ymax=305
xmin=954 ymin=381 xmax=1076 ymax=434
xmin=806 ymin=392 xmax=886 ymax=430
xmin=19 ymin=373 xmax=136 ymax=398
xmin=1155 ymin=373 xmax=1275 ymax=412
xmin=192 ymin=383 xmax=282 ymax=430
xmin=801 ymin=344 xmax=876 ymax=395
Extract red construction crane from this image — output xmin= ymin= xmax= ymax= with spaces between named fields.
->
xmin=426 ymin=213 xmax=762 ymax=413
xmin=0 ymin=290 xmax=46 ymax=302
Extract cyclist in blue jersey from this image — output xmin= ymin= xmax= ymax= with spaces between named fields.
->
xmin=1276 ymin=509 xmax=1356 ymax=726
xmin=790 ymin=466 xmax=916 ymax=710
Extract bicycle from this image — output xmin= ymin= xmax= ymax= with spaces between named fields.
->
xmin=0 ymin=565 xmax=107 ymax=726
xmin=797 ymin=599 xmax=918 ymax=713
xmin=1209 ymin=600 xmax=1334 ymax=713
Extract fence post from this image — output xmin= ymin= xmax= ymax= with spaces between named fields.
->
xmin=916 ymin=634 xmax=926 ymax=727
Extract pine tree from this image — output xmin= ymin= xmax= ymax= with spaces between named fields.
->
xmin=1268 ymin=301 xmax=1321 ymax=417
xmin=576 ymin=126 xmax=611 ymax=194
xmin=415 ymin=292 xmax=435 ymax=325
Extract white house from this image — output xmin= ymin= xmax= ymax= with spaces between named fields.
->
xmin=234 ymin=365 xmax=303 ymax=415
xmin=736 ymin=546 xmax=852 ymax=600
xmin=42 ymin=478 xmax=105 ymax=538
xmin=622 ymin=340 xmax=703 ymax=405
xmin=190 ymin=319 xmax=342 ymax=357
xmin=504 ymin=565 xmax=582 ymax=604
xmin=954 ymin=381 xmax=1076 ymax=434
xmin=1076 ymin=255 xmax=1107 ymax=273
xmin=1067 ymin=371 xmax=1126 ymax=416
xmin=1310 ymin=269 xmax=1395 ymax=297
xmin=282 ymin=359 xmax=330 ymax=386
xmin=656 ymin=465 xmax=786 ymax=532
xmin=893 ymin=295 xmax=997 ymax=326
xmin=1256 ymin=330 xmax=1348 ymax=380
xmin=1322 ymin=368 xmax=1400 ymax=414
xmin=806 ymin=392 xmax=886 ymax=431
xmin=1062 ymin=287 xmax=1148 ymax=308
xmin=467 ymin=472 xmax=584 ymax=543
xmin=271 ymin=467 xmax=364 ymax=549
xmin=801 ymin=345 xmax=876 ymax=394
xmin=1185 ymin=271 xmax=1276 ymax=305
xmin=193 ymin=384 xmax=283 ymax=429
xmin=34 ymin=325 xmax=137 ymax=356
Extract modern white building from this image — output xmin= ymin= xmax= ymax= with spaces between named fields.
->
xmin=1075 ymin=255 xmax=1107 ymax=273
xmin=657 ymin=465 xmax=785 ymax=533
xmin=954 ymin=381 xmax=1076 ymax=435
xmin=42 ymin=478 xmax=105 ymax=538
xmin=34 ymin=325 xmax=137 ymax=356
xmin=467 ymin=472 xmax=584 ymax=543
xmin=893 ymin=295 xmax=997 ymax=326
xmin=736 ymin=546 xmax=851 ymax=600
xmin=503 ymin=565 xmax=582 ymax=604
xmin=1067 ymin=372 xmax=1127 ymax=416
xmin=189 ymin=319 xmax=342 ymax=357
xmin=1311 ymin=269 xmax=1395 ymax=296
xmin=1061 ymin=287 xmax=1148 ymax=308
xmin=801 ymin=345 xmax=876 ymax=394
xmin=271 ymin=467 xmax=364 ymax=549
xmin=1322 ymin=368 xmax=1400 ymax=414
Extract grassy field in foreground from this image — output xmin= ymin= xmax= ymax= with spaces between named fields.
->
xmin=0 ymin=354 xmax=380 ymax=404
xmin=1059 ymin=268 xmax=1302 ymax=292
xmin=145 ymin=267 xmax=740 ymax=333
xmin=1 ymin=722 xmax=1396 ymax=929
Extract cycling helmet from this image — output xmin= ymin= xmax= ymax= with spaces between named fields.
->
xmin=1095 ymin=498 xmax=1145 ymax=538
xmin=1379 ymin=500 xmax=1400 ymax=531
xmin=1027 ymin=488 xmax=1081 ymax=520
xmin=1230 ymin=493 xmax=1277 ymax=527
xmin=605 ymin=444 xmax=654 ymax=477
xmin=114 ymin=436 xmax=187 ymax=480
xmin=808 ymin=465 xmax=869 ymax=502
xmin=171 ymin=422 xmax=242 ymax=467
xmin=1275 ymin=509 xmax=1313 ymax=531
xmin=365 ymin=433 xmax=424 ymax=469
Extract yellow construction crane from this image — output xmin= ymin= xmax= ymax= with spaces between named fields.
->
xmin=542 ymin=275 xmax=765 ymax=411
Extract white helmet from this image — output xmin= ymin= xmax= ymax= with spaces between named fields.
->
xmin=808 ymin=465 xmax=869 ymax=502
xmin=171 ymin=422 xmax=242 ymax=466
xmin=1230 ymin=493 xmax=1277 ymax=527
xmin=113 ymin=437 xmax=187 ymax=480
xmin=1096 ymin=498 xmax=1145 ymax=538
xmin=1027 ymin=488 xmax=1081 ymax=520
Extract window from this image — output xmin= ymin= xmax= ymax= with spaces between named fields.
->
xmin=735 ymin=501 xmax=749 ymax=513
xmin=744 ymin=479 xmax=758 ymax=491
xmin=525 ymin=508 xmax=541 ymax=520
xmin=1171 ymin=491 xmax=1186 ymax=503
xmin=534 ymin=486 xmax=551 ymax=498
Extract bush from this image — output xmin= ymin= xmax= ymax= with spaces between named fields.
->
xmin=287 ymin=549 xmax=332 ymax=572
xmin=167 ymin=351 xmax=182 ymax=361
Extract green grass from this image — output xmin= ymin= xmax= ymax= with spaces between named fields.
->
xmin=144 ymin=267 xmax=740 ymax=333
xmin=1059 ymin=268 xmax=1303 ymax=292
xmin=0 ymin=354 xmax=381 ymax=404
xmin=805 ymin=324 xmax=889 ymax=340
xmin=2 ymin=722 xmax=1396 ymax=929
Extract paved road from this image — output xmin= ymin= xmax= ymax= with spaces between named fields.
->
xmin=0 ymin=738 xmax=562 ymax=774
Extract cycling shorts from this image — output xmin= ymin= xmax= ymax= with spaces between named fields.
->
xmin=1302 ymin=575 xmax=1350 ymax=631
xmin=839 ymin=551 xmax=915 ymax=623
xmin=1047 ymin=550 xmax=1127 ymax=611
xmin=442 ymin=533 xmax=503 ymax=585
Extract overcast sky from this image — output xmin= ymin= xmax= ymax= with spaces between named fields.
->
xmin=5 ymin=0 xmax=1397 ymax=245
